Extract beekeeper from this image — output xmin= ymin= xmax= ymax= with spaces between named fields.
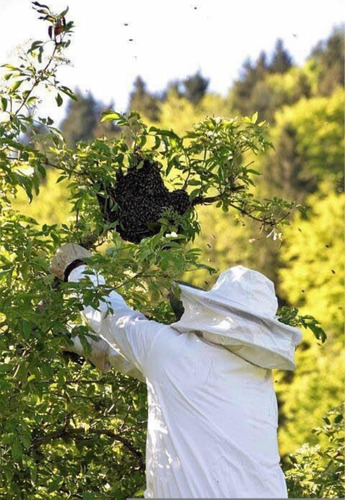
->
xmin=50 ymin=243 xmax=303 ymax=499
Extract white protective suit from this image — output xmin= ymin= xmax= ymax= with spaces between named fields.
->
xmin=68 ymin=265 xmax=302 ymax=499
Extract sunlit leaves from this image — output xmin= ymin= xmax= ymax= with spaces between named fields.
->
xmin=285 ymin=405 xmax=345 ymax=499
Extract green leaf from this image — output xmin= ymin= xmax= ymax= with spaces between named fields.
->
xmin=29 ymin=461 xmax=38 ymax=483
xmin=21 ymin=433 xmax=31 ymax=449
xmin=189 ymin=189 xmax=200 ymax=200
xmin=26 ymin=96 xmax=37 ymax=106
xmin=152 ymin=135 xmax=161 ymax=150
xmin=0 ymin=364 xmax=12 ymax=373
xmin=28 ymin=40 xmax=43 ymax=53
xmin=22 ymin=320 xmax=31 ymax=340
xmin=32 ymin=1 xmax=50 ymax=9
xmin=38 ymin=47 xmax=43 ymax=63
xmin=47 ymin=476 xmax=64 ymax=492
xmin=0 ymin=97 xmax=7 ymax=111
xmin=60 ymin=85 xmax=77 ymax=100
xmin=14 ymin=362 xmax=28 ymax=382
xmin=60 ymin=7 xmax=69 ymax=18
xmin=55 ymin=93 xmax=63 ymax=106
xmin=56 ymin=174 xmax=67 ymax=183
xmin=1 ymin=63 xmax=17 ymax=70
xmin=101 ymin=111 xmax=123 ymax=123
xmin=11 ymin=441 xmax=23 ymax=460
xmin=133 ymin=487 xmax=145 ymax=498
xmin=9 ymin=80 xmax=23 ymax=92
xmin=37 ymin=163 xmax=47 ymax=179
xmin=79 ymin=335 xmax=92 ymax=356
xmin=83 ymin=493 xmax=96 ymax=500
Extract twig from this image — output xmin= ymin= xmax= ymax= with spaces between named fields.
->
xmin=181 ymin=147 xmax=194 ymax=191
xmin=192 ymin=185 xmax=244 ymax=206
xmin=31 ymin=426 xmax=145 ymax=471
xmin=15 ymin=43 xmax=59 ymax=117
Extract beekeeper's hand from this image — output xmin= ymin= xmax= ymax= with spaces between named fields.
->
xmin=50 ymin=243 xmax=91 ymax=281
xmin=65 ymin=332 xmax=112 ymax=373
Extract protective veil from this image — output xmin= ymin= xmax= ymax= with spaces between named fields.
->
xmin=171 ymin=266 xmax=302 ymax=370
xmin=68 ymin=265 xmax=302 ymax=499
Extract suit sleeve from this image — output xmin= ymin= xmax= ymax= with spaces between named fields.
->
xmin=68 ymin=265 xmax=163 ymax=379
xmin=65 ymin=328 xmax=146 ymax=382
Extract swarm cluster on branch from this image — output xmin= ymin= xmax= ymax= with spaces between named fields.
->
xmin=96 ymin=158 xmax=191 ymax=243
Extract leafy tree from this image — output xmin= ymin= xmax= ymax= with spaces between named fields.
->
xmin=284 ymin=404 xmax=344 ymax=498
xmin=60 ymin=90 xmax=120 ymax=147
xmin=159 ymin=72 xmax=209 ymax=107
xmin=128 ymin=76 xmax=161 ymax=122
xmin=60 ymin=90 xmax=99 ymax=147
xmin=275 ymin=186 xmax=344 ymax=456
xmin=268 ymin=39 xmax=294 ymax=74
xmin=11 ymin=169 xmax=71 ymax=225
xmin=308 ymin=25 xmax=345 ymax=96
xmin=229 ymin=51 xmax=269 ymax=117
xmin=246 ymin=67 xmax=311 ymax=123
xmin=260 ymin=88 xmax=344 ymax=201
xmin=187 ymin=202 xmax=283 ymax=293
xmin=149 ymin=87 xmax=230 ymax=137
xmin=229 ymin=42 xmax=297 ymax=122
xmin=181 ymin=71 xmax=209 ymax=105
xmin=230 ymin=52 xmax=314 ymax=125
xmin=279 ymin=186 xmax=344 ymax=342
xmin=229 ymin=29 xmax=342 ymax=124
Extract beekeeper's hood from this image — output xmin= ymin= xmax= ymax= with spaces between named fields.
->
xmin=171 ymin=265 xmax=303 ymax=370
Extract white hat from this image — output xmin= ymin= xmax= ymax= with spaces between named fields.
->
xmin=171 ymin=265 xmax=303 ymax=370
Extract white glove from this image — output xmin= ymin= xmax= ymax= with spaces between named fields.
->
xmin=68 ymin=333 xmax=112 ymax=373
xmin=65 ymin=329 xmax=146 ymax=382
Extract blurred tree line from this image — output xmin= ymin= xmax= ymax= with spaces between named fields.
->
xmin=11 ymin=23 xmax=344 ymax=497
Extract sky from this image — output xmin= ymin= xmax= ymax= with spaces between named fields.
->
xmin=0 ymin=0 xmax=343 ymax=124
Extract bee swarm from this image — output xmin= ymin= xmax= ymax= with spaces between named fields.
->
xmin=96 ymin=158 xmax=191 ymax=243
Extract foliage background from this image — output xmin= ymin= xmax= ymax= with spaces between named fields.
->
xmin=0 ymin=4 xmax=344 ymax=499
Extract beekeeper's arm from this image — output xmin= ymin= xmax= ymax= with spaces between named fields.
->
xmin=50 ymin=244 xmax=163 ymax=381
xmin=64 ymin=324 xmax=146 ymax=382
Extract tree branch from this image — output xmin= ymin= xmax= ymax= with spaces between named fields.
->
xmin=191 ymin=185 xmax=245 ymax=206
xmin=31 ymin=426 xmax=145 ymax=471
